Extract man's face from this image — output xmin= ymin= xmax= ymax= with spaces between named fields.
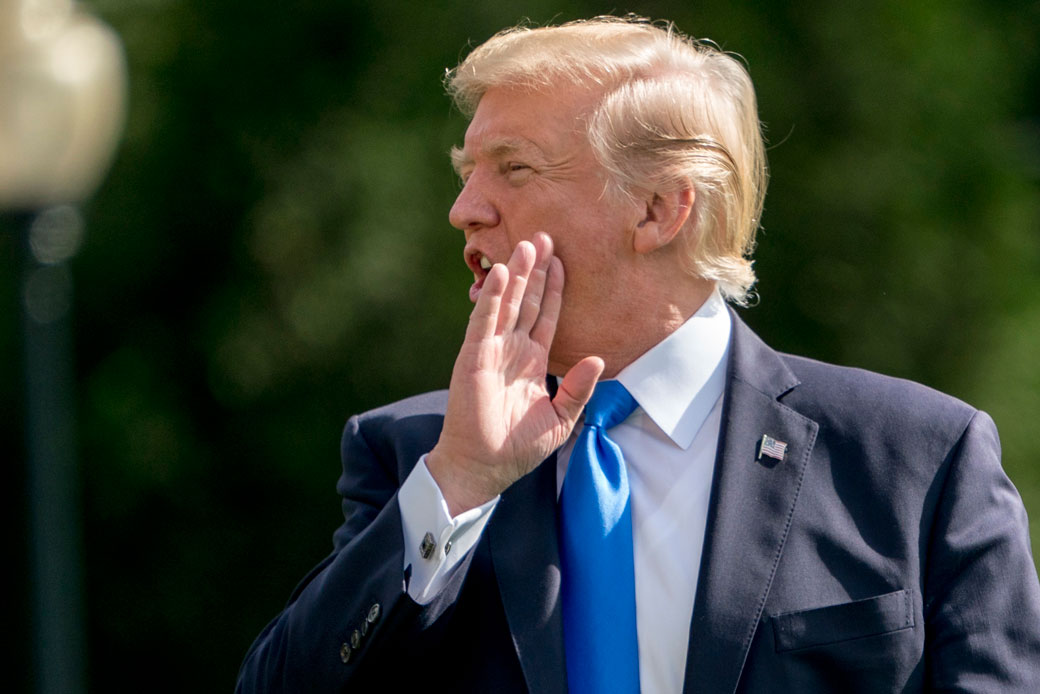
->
xmin=450 ymin=84 xmax=641 ymax=372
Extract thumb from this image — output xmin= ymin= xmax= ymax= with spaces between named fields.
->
xmin=553 ymin=356 xmax=605 ymax=426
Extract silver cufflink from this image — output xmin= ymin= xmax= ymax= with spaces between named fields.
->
xmin=420 ymin=532 xmax=436 ymax=559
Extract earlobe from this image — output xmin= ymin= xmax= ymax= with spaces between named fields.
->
xmin=633 ymin=187 xmax=694 ymax=255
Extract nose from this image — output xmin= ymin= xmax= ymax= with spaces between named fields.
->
xmin=449 ymin=174 xmax=499 ymax=235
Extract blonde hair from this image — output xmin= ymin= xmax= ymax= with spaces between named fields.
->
xmin=446 ymin=16 xmax=766 ymax=304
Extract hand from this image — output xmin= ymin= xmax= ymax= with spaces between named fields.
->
xmin=426 ymin=232 xmax=604 ymax=515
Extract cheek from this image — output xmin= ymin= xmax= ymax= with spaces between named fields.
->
xmin=555 ymin=238 xmax=611 ymax=299
xmin=564 ymin=212 xmax=627 ymax=262
xmin=506 ymin=208 xmax=561 ymax=249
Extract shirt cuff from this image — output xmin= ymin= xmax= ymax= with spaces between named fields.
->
xmin=398 ymin=454 xmax=499 ymax=604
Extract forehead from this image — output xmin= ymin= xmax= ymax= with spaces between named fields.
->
xmin=459 ymin=84 xmax=600 ymax=160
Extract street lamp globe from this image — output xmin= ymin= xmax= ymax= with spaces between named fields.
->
xmin=0 ymin=0 xmax=127 ymax=208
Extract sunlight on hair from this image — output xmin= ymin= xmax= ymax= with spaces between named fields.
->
xmin=446 ymin=16 xmax=766 ymax=304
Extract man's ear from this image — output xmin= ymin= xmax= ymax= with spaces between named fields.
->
xmin=633 ymin=187 xmax=694 ymax=255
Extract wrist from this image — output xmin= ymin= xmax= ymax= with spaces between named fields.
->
xmin=426 ymin=445 xmax=499 ymax=516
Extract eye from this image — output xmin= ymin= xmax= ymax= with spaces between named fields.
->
xmin=503 ymin=162 xmax=533 ymax=183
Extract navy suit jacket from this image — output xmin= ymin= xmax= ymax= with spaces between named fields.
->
xmin=237 ymin=313 xmax=1040 ymax=692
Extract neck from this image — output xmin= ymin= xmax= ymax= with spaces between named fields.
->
xmin=549 ymin=279 xmax=716 ymax=379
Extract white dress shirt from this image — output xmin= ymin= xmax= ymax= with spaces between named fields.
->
xmin=398 ymin=288 xmax=732 ymax=693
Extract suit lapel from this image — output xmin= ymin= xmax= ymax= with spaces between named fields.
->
xmin=489 ymin=452 xmax=567 ymax=694
xmin=682 ymin=314 xmax=819 ymax=694
xmin=484 ymin=318 xmax=817 ymax=694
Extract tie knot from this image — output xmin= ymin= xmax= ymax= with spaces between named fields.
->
xmin=584 ymin=380 xmax=638 ymax=430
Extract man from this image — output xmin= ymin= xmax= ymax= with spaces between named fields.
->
xmin=237 ymin=16 xmax=1040 ymax=693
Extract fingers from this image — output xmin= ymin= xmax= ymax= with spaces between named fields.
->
xmin=514 ymin=233 xmax=553 ymax=334
xmin=495 ymin=241 xmax=536 ymax=334
xmin=553 ymin=356 xmax=605 ymax=425
xmin=530 ymin=255 xmax=563 ymax=348
xmin=465 ymin=263 xmax=507 ymax=342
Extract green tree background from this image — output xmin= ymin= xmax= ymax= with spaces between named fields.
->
xmin=2 ymin=0 xmax=1037 ymax=690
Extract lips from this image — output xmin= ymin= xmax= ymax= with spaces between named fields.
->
xmin=465 ymin=249 xmax=493 ymax=302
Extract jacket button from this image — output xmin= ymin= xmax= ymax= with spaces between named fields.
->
xmin=339 ymin=643 xmax=352 ymax=664
xmin=367 ymin=603 xmax=381 ymax=624
xmin=350 ymin=629 xmax=362 ymax=649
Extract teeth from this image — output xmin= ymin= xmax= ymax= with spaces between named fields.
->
xmin=479 ymin=255 xmax=492 ymax=271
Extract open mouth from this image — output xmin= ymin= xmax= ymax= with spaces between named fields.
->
xmin=466 ymin=250 xmax=494 ymax=302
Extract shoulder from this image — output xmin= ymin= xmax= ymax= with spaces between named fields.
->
xmin=780 ymin=352 xmax=976 ymax=424
xmin=347 ymin=388 xmax=449 ymax=442
xmin=340 ymin=390 xmax=449 ymax=480
xmin=775 ymin=352 xmax=988 ymax=466
xmin=730 ymin=311 xmax=981 ymax=441
xmin=353 ymin=389 xmax=450 ymax=426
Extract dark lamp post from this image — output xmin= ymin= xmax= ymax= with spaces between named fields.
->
xmin=0 ymin=1 xmax=126 ymax=692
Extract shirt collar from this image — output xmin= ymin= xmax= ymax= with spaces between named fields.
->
xmin=614 ymin=288 xmax=731 ymax=450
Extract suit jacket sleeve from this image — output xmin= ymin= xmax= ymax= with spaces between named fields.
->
xmin=236 ymin=394 xmax=469 ymax=692
xmin=924 ymin=410 xmax=1040 ymax=691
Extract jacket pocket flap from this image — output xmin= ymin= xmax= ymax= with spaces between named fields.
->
xmin=771 ymin=589 xmax=914 ymax=652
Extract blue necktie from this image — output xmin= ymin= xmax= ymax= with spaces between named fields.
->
xmin=559 ymin=380 xmax=640 ymax=694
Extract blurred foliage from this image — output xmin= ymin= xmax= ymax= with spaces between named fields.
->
xmin=2 ymin=0 xmax=1037 ymax=690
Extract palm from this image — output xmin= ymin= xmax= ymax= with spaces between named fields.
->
xmin=459 ymin=329 xmax=560 ymax=477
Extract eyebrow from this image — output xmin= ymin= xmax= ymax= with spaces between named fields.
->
xmin=450 ymin=137 xmax=545 ymax=175
xmin=450 ymin=146 xmax=470 ymax=176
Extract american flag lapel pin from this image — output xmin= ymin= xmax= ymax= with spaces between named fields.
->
xmin=758 ymin=434 xmax=788 ymax=462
